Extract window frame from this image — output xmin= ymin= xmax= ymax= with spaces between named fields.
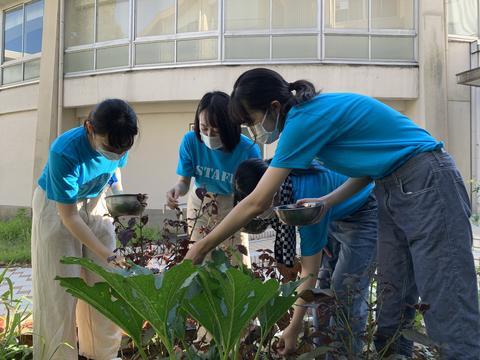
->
xmin=1 ymin=0 xmax=44 ymax=86
xmin=64 ymin=0 xmax=419 ymax=77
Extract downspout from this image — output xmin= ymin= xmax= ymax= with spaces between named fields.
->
xmin=470 ymin=40 xmax=480 ymax=212
xmin=57 ymin=0 xmax=64 ymax=136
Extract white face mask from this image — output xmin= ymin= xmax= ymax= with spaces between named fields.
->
xmin=93 ymin=134 xmax=123 ymax=160
xmin=201 ymin=132 xmax=223 ymax=150
xmin=248 ymin=109 xmax=280 ymax=145
xmin=97 ymin=147 xmax=123 ymax=161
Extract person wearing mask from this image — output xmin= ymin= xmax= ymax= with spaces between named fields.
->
xmin=185 ymin=68 xmax=479 ymax=358
xmin=32 ymin=99 xmax=138 ymax=359
xmin=166 ymin=91 xmax=260 ymax=265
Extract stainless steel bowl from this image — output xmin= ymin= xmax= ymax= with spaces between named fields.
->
xmin=105 ymin=194 xmax=147 ymax=217
xmin=273 ymin=202 xmax=325 ymax=226
xmin=241 ymin=218 xmax=270 ymax=234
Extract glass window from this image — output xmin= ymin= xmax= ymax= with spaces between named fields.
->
xmin=371 ymin=36 xmax=414 ymax=60
xmin=324 ymin=0 xmax=368 ymax=29
xmin=325 ymin=35 xmax=369 ymax=59
xmin=177 ymin=38 xmax=217 ymax=61
xmin=25 ymin=0 xmax=44 ymax=55
xmin=2 ymin=64 xmax=23 ymax=84
xmin=272 ymin=0 xmax=317 ymax=29
xmin=96 ymin=45 xmax=129 ymax=69
xmin=272 ymin=35 xmax=317 ymax=59
xmin=225 ymin=36 xmax=269 ymax=60
xmin=136 ymin=0 xmax=175 ymax=37
xmin=3 ymin=7 xmax=24 ymax=62
xmin=225 ymin=0 xmax=269 ymax=30
xmin=24 ymin=58 xmax=41 ymax=79
xmin=372 ymin=0 xmax=414 ymax=29
xmin=64 ymin=50 xmax=94 ymax=73
xmin=65 ymin=0 xmax=95 ymax=47
xmin=135 ymin=41 xmax=174 ymax=64
xmin=97 ymin=0 xmax=129 ymax=42
xmin=177 ymin=0 xmax=218 ymax=33
xmin=447 ymin=0 xmax=478 ymax=37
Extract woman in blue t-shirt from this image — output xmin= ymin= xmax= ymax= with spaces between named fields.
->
xmin=185 ymin=69 xmax=479 ymax=358
xmin=234 ymin=158 xmax=377 ymax=356
xmin=32 ymin=99 xmax=138 ymax=360
xmin=166 ymin=91 xmax=260 ymax=265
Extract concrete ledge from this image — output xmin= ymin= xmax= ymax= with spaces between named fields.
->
xmin=64 ymin=64 xmax=419 ymax=108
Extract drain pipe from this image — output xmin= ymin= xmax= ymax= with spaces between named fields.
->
xmin=57 ymin=0 xmax=64 ymax=136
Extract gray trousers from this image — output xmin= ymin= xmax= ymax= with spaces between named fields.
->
xmin=374 ymin=149 xmax=480 ymax=359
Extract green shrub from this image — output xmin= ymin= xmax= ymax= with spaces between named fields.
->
xmin=0 ymin=210 xmax=31 ymax=265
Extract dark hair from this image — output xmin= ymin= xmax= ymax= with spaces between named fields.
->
xmin=233 ymin=158 xmax=325 ymax=204
xmin=194 ymin=91 xmax=241 ymax=152
xmin=229 ymin=68 xmax=317 ymax=129
xmin=87 ymin=99 xmax=138 ymax=150
xmin=233 ymin=158 xmax=269 ymax=205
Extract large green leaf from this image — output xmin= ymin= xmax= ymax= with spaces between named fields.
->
xmin=183 ymin=266 xmax=279 ymax=359
xmin=56 ymin=277 xmax=145 ymax=358
xmin=257 ymin=279 xmax=303 ymax=342
xmin=58 ymin=257 xmax=198 ymax=358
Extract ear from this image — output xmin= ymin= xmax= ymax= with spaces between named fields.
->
xmin=85 ymin=120 xmax=94 ymax=135
xmin=271 ymin=100 xmax=282 ymax=113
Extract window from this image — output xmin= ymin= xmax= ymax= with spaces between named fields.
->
xmin=64 ymin=0 xmax=131 ymax=73
xmin=1 ymin=0 xmax=44 ymax=85
xmin=324 ymin=0 xmax=416 ymax=61
xmin=63 ymin=0 xmax=417 ymax=75
xmin=447 ymin=0 xmax=478 ymax=37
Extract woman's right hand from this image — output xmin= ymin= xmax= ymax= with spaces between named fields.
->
xmin=166 ymin=185 xmax=181 ymax=209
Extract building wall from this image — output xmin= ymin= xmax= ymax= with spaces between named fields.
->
xmin=0 ymin=109 xmax=37 ymax=207
xmin=0 ymin=83 xmax=38 ymax=211
xmin=446 ymin=39 xmax=472 ymax=183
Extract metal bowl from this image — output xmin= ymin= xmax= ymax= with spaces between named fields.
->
xmin=241 ymin=218 xmax=270 ymax=234
xmin=105 ymin=194 xmax=147 ymax=217
xmin=273 ymin=202 xmax=325 ymax=226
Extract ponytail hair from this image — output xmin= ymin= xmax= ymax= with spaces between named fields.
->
xmin=288 ymin=80 xmax=317 ymax=104
xmin=230 ymin=68 xmax=317 ymax=128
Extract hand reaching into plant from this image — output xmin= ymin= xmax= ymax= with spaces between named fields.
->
xmin=107 ymin=253 xmax=128 ymax=268
xmin=166 ymin=177 xmax=191 ymax=209
xmin=184 ymin=240 xmax=209 ymax=265
xmin=277 ymin=323 xmax=301 ymax=356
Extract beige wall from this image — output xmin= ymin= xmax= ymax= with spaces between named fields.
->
xmin=0 ymin=110 xmax=37 ymax=206
xmin=446 ymin=40 xmax=472 ymax=182
xmin=0 ymin=83 xmax=39 ymax=209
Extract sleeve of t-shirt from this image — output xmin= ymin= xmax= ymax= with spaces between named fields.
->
xmin=108 ymin=172 xmax=118 ymax=186
xmin=45 ymin=151 xmax=80 ymax=204
xmin=299 ymin=211 xmax=332 ymax=256
xmin=270 ymin=110 xmax=337 ymax=169
xmin=118 ymin=152 xmax=128 ymax=168
xmin=248 ymin=143 xmax=261 ymax=159
xmin=176 ymin=133 xmax=195 ymax=177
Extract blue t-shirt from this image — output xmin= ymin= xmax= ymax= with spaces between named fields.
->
xmin=289 ymin=164 xmax=374 ymax=256
xmin=38 ymin=126 xmax=128 ymax=204
xmin=270 ymin=93 xmax=442 ymax=179
xmin=176 ymin=131 xmax=261 ymax=195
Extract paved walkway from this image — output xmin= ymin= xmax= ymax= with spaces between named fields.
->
xmin=0 ymin=267 xmax=32 ymax=316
